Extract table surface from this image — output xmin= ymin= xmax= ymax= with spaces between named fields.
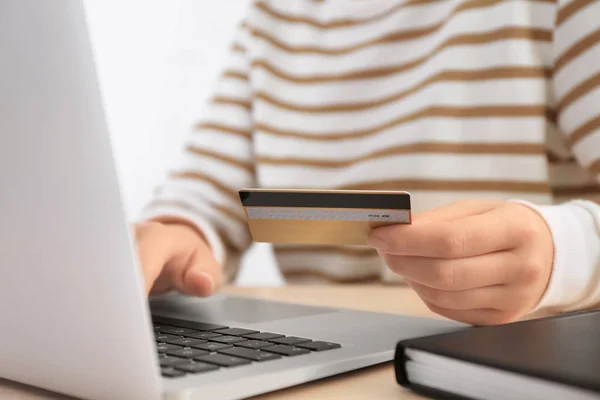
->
xmin=0 ymin=284 xmax=534 ymax=399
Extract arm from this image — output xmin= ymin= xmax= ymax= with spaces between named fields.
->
xmin=526 ymin=0 xmax=600 ymax=313
xmin=138 ymin=17 xmax=256 ymax=284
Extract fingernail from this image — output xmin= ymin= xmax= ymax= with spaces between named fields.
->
xmin=367 ymin=234 xmax=389 ymax=251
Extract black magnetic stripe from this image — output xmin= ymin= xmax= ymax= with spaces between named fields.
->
xmin=238 ymin=191 xmax=411 ymax=209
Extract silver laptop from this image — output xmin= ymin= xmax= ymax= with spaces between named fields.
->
xmin=0 ymin=1 xmax=464 ymax=399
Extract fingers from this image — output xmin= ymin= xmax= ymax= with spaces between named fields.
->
xmin=136 ymin=222 xmax=174 ymax=294
xmin=166 ymin=236 xmax=221 ymax=297
xmin=381 ymin=251 xmax=523 ymax=291
xmin=421 ymin=300 xmax=514 ymax=326
xmin=136 ymin=222 xmax=222 ymax=297
xmin=415 ymin=199 xmax=503 ymax=223
xmin=408 ymin=281 xmax=519 ymax=311
xmin=408 ymin=281 xmax=528 ymax=325
xmin=376 ymin=200 xmax=555 ymax=326
xmin=368 ymin=205 xmax=523 ymax=258
xmin=161 ymin=224 xmax=221 ymax=297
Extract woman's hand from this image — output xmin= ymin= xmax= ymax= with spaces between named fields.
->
xmin=368 ymin=200 xmax=554 ymax=326
xmin=134 ymin=221 xmax=222 ymax=297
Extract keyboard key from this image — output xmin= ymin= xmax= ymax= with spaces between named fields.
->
xmin=214 ymin=328 xmax=259 ymax=336
xmin=235 ymin=340 xmax=274 ymax=349
xmin=157 ymin=327 xmax=199 ymax=336
xmin=154 ymin=324 xmax=170 ymax=332
xmin=155 ymin=333 xmax=182 ymax=342
xmin=210 ymin=335 xmax=246 ymax=344
xmin=174 ymin=362 xmax=219 ymax=374
xmin=242 ymin=332 xmax=284 ymax=340
xmin=264 ymin=345 xmax=310 ymax=357
xmin=194 ymin=353 xmax=251 ymax=367
xmin=158 ymin=355 xmax=191 ymax=368
xmin=161 ymin=367 xmax=186 ymax=378
xmin=297 ymin=341 xmax=341 ymax=352
xmin=192 ymin=342 xmax=232 ymax=352
xmin=156 ymin=343 xmax=183 ymax=353
xmin=219 ymin=347 xmax=281 ymax=362
xmin=269 ymin=337 xmax=312 ymax=346
xmin=166 ymin=348 xmax=210 ymax=359
xmin=163 ymin=337 xmax=207 ymax=347
xmin=184 ymin=331 xmax=222 ymax=340
xmin=153 ymin=316 xmax=227 ymax=331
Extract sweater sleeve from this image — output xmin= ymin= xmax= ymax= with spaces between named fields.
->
xmin=137 ymin=16 xmax=256 ymax=283
xmin=522 ymin=0 xmax=600 ymax=313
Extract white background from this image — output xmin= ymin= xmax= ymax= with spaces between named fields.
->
xmin=84 ymin=0 xmax=282 ymax=286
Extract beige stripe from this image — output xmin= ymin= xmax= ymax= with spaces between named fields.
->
xmin=275 ymin=245 xmax=378 ymax=258
xmin=256 ymin=105 xmax=551 ymax=140
xmin=546 ymin=150 xmax=576 ymax=164
xmin=553 ymin=184 xmax=600 ymax=196
xmin=557 ymin=71 xmax=600 ymax=114
xmin=255 ymin=67 xmax=550 ymax=113
xmin=555 ymin=28 xmax=600 ymax=73
xmin=259 ymin=142 xmax=545 ymax=168
xmin=556 ymin=0 xmax=595 ymax=26
xmin=589 ymin=158 xmax=600 ymax=175
xmin=546 ymin=108 xmax=558 ymax=125
xmin=567 ymin=115 xmax=600 ymax=147
xmin=145 ymin=203 xmax=244 ymax=256
xmin=222 ymin=70 xmax=249 ymax=82
xmin=212 ymin=96 xmax=252 ymax=111
xmin=251 ymin=31 xmax=552 ymax=84
xmin=554 ymin=193 xmax=600 ymax=204
xmin=186 ymin=146 xmax=254 ymax=174
xmin=337 ymin=179 xmax=551 ymax=194
xmin=209 ymin=216 xmax=248 ymax=254
xmin=245 ymin=21 xmax=552 ymax=56
xmin=256 ymin=0 xmax=433 ymax=29
xmin=223 ymin=235 xmax=246 ymax=255
xmin=214 ymin=204 xmax=247 ymax=227
xmin=281 ymin=270 xmax=382 ymax=284
xmin=256 ymin=0 xmax=553 ymax=30
xmin=147 ymin=199 xmax=246 ymax=228
xmin=147 ymin=199 xmax=245 ymax=253
xmin=172 ymin=171 xmax=239 ymax=202
xmin=546 ymin=150 xmax=561 ymax=163
xmin=195 ymin=122 xmax=251 ymax=139
xmin=231 ymin=42 xmax=246 ymax=54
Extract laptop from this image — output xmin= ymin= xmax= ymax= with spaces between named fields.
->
xmin=0 ymin=1 xmax=465 ymax=399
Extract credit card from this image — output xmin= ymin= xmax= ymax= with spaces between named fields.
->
xmin=238 ymin=189 xmax=411 ymax=246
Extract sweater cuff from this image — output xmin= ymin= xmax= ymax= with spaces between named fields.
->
xmin=511 ymin=200 xmax=600 ymax=313
xmin=137 ymin=205 xmax=226 ymax=266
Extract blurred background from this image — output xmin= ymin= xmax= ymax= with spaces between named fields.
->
xmin=84 ymin=0 xmax=283 ymax=286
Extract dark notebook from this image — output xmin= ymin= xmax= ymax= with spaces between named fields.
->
xmin=394 ymin=309 xmax=600 ymax=400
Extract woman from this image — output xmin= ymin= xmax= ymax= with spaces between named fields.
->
xmin=135 ymin=0 xmax=600 ymax=325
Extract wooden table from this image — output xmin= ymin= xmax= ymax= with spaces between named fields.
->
xmin=0 ymin=285 xmax=463 ymax=399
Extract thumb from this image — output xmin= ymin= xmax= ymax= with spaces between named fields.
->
xmin=166 ymin=236 xmax=221 ymax=297
xmin=135 ymin=222 xmax=173 ymax=294
xmin=136 ymin=222 xmax=222 ymax=297
xmin=368 ymin=200 xmax=501 ymax=253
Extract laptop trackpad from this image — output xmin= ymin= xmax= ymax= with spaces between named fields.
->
xmin=150 ymin=294 xmax=334 ymax=324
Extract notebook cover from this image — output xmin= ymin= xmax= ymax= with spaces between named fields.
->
xmin=395 ymin=341 xmax=475 ymax=400
xmin=394 ymin=309 xmax=600 ymax=398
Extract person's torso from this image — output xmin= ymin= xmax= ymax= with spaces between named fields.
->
xmin=239 ymin=0 xmax=598 ymax=283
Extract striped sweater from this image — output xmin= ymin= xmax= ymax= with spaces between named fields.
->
xmin=140 ymin=0 xmax=600 ymax=312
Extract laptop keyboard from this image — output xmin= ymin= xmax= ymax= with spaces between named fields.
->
xmin=153 ymin=316 xmax=341 ymax=378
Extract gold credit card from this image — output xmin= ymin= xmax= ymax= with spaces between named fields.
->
xmin=238 ymin=188 xmax=411 ymax=246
